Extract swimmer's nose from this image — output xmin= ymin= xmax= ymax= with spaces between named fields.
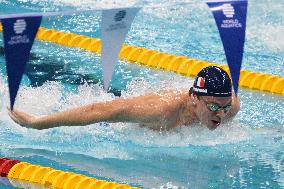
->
xmin=216 ymin=109 xmax=226 ymax=118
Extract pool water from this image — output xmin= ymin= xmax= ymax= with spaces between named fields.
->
xmin=0 ymin=0 xmax=284 ymax=188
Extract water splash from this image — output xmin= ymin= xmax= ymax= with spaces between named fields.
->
xmin=0 ymin=77 xmax=254 ymax=161
xmin=0 ymin=76 xmax=5 ymax=112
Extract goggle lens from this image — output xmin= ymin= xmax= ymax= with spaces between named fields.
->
xmin=206 ymin=103 xmax=232 ymax=112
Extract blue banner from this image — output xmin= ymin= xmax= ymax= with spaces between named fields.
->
xmin=1 ymin=16 xmax=42 ymax=109
xmin=207 ymin=0 xmax=248 ymax=95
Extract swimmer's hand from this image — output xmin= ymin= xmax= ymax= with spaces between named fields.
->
xmin=7 ymin=108 xmax=38 ymax=129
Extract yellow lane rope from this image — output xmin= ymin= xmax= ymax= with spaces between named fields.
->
xmin=0 ymin=24 xmax=283 ymax=95
xmin=6 ymin=161 xmax=139 ymax=189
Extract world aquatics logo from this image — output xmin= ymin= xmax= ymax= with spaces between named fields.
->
xmin=13 ymin=19 xmax=27 ymax=34
xmin=222 ymin=4 xmax=235 ymax=18
xmin=114 ymin=10 xmax=126 ymax=22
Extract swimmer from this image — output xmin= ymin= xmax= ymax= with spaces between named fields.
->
xmin=8 ymin=66 xmax=240 ymax=131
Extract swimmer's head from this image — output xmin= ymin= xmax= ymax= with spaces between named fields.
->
xmin=189 ymin=66 xmax=233 ymax=130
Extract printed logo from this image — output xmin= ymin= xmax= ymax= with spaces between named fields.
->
xmin=220 ymin=3 xmax=241 ymax=28
xmin=13 ymin=19 xmax=27 ymax=34
xmin=222 ymin=4 xmax=234 ymax=18
xmin=114 ymin=10 xmax=126 ymax=22
xmin=197 ymin=77 xmax=205 ymax=88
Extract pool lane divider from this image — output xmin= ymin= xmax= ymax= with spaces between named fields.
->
xmin=0 ymin=24 xmax=283 ymax=95
xmin=0 ymin=157 xmax=139 ymax=189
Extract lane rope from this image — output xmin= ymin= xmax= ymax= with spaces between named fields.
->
xmin=0 ymin=24 xmax=283 ymax=95
xmin=0 ymin=157 xmax=139 ymax=189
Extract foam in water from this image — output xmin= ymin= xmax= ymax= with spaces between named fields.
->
xmin=258 ymin=26 xmax=284 ymax=51
xmin=24 ymin=0 xmax=137 ymax=9
xmin=0 ymin=76 xmax=5 ymax=112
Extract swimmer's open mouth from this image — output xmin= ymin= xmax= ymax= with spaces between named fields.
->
xmin=211 ymin=120 xmax=220 ymax=126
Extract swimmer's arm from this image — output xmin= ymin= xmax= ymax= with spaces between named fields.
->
xmin=8 ymin=99 xmax=132 ymax=129
xmin=8 ymin=95 xmax=160 ymax=129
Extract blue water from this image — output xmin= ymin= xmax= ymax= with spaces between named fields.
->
xmin=0 ymin=0 xmax=284 ymax=189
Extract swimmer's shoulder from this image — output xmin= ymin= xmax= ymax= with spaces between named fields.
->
xmin=155 ymin=88 xmax=188 ymax=96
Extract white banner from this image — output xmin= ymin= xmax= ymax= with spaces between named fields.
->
xmin=101 ymin=7 xmax=140 ymax=90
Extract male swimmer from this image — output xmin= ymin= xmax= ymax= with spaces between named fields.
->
xmin=8 ymin=66 xmax=240 ymax=131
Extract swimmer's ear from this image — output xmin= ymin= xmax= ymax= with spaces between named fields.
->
xmin=188 ymin=90 xmax=198 ymax=106
xmin=188 ymin=87 xmax=194 ymax=96
xmin=189 ymin=93 xmax=198 ymax=100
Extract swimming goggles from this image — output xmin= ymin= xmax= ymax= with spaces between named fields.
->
xmin=206 ymin=103 xmax=232 ymax=112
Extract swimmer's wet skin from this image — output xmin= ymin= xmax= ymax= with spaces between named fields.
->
xmin=8 ymin=66 xmax=240 ymax=131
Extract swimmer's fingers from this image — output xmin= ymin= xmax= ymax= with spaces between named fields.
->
xmin=7 ymin=108 xmax=21 ymax=125
xmin=7 ymin=107 xmax=36 ymax=128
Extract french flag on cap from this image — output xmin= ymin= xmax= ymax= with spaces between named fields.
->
xmin=197 ymin=77 xmax=205 ymax=88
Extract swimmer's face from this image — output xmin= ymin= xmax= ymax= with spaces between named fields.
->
xmin=195 ymin=96 xmax=232 ymax=130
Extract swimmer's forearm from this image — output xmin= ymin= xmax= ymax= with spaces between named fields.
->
xmin=33 ymin=100 xmax=126 ymax=129
xmin=33 ymin=111 xmax=90 ymax=129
